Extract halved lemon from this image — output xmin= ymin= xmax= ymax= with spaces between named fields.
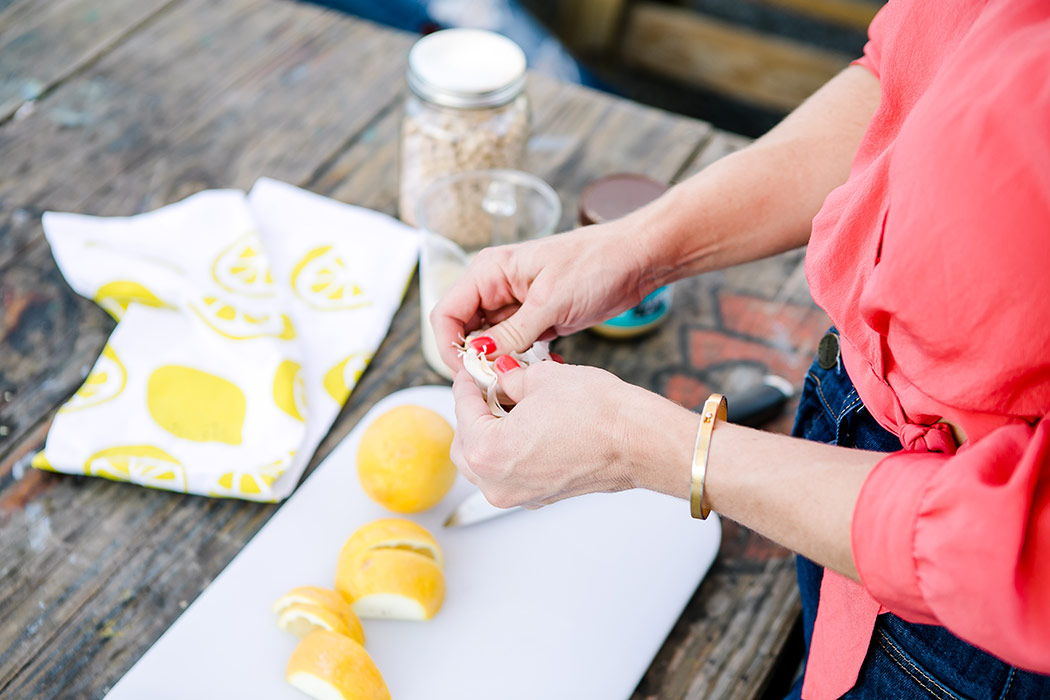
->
xmin=211 ymin=234 xmax=275 ymax=298
xmin=345 ymin=549 xmax=445 ymax=621
xmin=286 ymin=630 xmax=390 ymax=700
xmin=60 ymin=344 xmax=127 ymax=412
xmin=336 ymin=519 xmax=444 ymax=598
xmin=291 ymin=245 xmax=369 ymax=311
xmin=189 ymin=295 xmax=295 ymax=341
xmin=277 ymin=603 xmax=365 ymax=646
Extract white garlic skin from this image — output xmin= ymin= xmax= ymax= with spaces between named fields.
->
xmin=458 ymin=337 xmax=551 ymax=416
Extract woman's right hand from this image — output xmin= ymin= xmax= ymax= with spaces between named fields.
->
xmin=430 ymin=219 xmax=653 ymax=371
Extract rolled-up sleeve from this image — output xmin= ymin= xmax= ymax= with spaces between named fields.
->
xmin=852 ymin=419 xmax=1050 ymax=673
xmin=851 ymin=0 xmax=891 ymax=78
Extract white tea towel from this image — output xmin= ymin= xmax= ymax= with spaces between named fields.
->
xmin=33 ymin=179 xmax=419 ymax=502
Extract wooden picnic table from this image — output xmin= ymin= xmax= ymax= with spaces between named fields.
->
xmin=0 ymin=2 xmax=832 ymax=698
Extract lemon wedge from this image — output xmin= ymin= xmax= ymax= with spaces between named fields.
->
xmin=346 ymin=549 xmax=445 ymax=621
xmin=273 ymin=586 xmax=365 ymax=645
xmin=286 ymin=630 xmax=390 ymax=700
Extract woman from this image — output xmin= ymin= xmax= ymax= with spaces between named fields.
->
xmin=431 ymin=1 xmax=1050 ymax=698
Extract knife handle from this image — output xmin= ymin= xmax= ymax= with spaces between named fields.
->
xmin=724 ymin=376 xmax=793 ymax=427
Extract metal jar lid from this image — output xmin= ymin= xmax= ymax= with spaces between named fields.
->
xmin=578 ymin=173 xmax=670 ymax=226
xmin=407 ymin=29 xmax=527 ymax=109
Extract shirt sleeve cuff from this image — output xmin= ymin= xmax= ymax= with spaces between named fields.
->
xmin=851 ymin=451 xmax=945 ymax=624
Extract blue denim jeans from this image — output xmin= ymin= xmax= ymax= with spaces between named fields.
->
xmin=785 ymin=330 xmax=1050 ymax=699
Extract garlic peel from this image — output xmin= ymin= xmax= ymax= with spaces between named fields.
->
xmin=457 ymin=336 xmax=551 ymax=416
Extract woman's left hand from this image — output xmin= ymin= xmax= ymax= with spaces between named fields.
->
xmin=450 ymin=360 xmax=697 ymax=508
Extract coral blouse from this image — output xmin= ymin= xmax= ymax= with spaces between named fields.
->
xmin=803 ymin=0 xmax=1050 ymax=697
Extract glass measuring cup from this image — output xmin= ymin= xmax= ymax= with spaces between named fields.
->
xmin=416 ymin=169 xmax=561 ymax=380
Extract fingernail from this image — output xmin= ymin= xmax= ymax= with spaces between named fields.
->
xmin=550 ymin=352 xmax=565 ymax=364
xmin=494 ymin=355 xmax=520 ymax=373
xmin=469 ymin=336 xmax=496 ymax=355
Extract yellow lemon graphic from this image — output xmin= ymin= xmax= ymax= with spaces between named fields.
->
xmin=323 ymin=353 xmax=372 ymax=404
xmin=94 ymin=280 xmax=172 ymax=320
xmin=189 ymin=295 xmax=296 ymax=341
xmin=60 ymin=345 xmax=127 ymax=413
xmin=211 ymin=234 xmax=275 ymax=298
xmin=31 ymin=452 xmax=57 ymax=471
xmin=147 ymin=365 xmax=246 ymax=445
xmin=84 ymin=444 xmax=187 ymax=491
xmin=273 ymin=359 xmax=307 ymax=422
xmin=214 ymin=451 xmax=292 ymax=499
xmin=291 ymin=245 xmax=369 ymax=311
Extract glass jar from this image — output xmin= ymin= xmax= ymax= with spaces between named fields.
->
xmin=399 ymin=29 xmax=530 ymax=226
xmin=579 ymin=173 xmax=674 ymax=338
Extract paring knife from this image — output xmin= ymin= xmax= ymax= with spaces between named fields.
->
xmin=443 ymin=374 xmax=795 ymax=528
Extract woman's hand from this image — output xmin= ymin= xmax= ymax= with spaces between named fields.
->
xmin=449 ymin=359 xmax=699 ymax=509
xmin=431 ymin=221 xmax=653 ymax=372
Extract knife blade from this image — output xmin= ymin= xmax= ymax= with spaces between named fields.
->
xmin=443 ymin=374 xmax=794 ymax=528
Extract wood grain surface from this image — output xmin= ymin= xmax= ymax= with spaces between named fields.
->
xmin=0 ymin=2 xmax=821 ymax=698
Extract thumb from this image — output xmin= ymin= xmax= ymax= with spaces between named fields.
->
xmin=484 ymin=299 xmax=552 ymax=355
xmin=492 ymin=355 xmax=530 ymax=404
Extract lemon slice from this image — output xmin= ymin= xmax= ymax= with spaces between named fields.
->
xmin=291 ymin=245 xmax=369 ymax=311
xmin=277 ymin=603 xmax=365 ymax=646
xmin=286 ymin=630 xmax=390 ymax=700
xmin=212 ymin=234 xmax=275 ymax=297
xmin=93 ymin=280 xmax=172 ymax=320
xmin=356 ymin=405 xmax=457 ymax=513
xmin=84 ymin=445 xmax=187 ymax=491
xmin=345 ymin=549 xmax=445 ymax=621
xmin=60 ymin=344 xmax=127 ymax=413
xmin=189 ymin=295 xmax=296 ymax=341
xmin=274 ymin=359 xmax=308 ymax=422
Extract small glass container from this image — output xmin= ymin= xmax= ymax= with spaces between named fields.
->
xmin=578 ymin=173 xmax=674 ymax=338
xmin=400 ymin=29 xmax=530 ymax=226
xmin=417 ymin=169 xmax=561 ymax=380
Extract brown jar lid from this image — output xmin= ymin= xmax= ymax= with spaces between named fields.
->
xmin=578 ymin=173 xmax=669 ymax=226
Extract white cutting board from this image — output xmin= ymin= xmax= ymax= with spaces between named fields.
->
xmin=105 ymin=386 xmax=721 ymax=700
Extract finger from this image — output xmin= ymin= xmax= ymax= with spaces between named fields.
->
xmin=452 ymin=369 xmax=497 ymax=434
xmin=484 ymin=297 xmax=556 ymax=355
xmin=492 ymin=356 xmax=534 ymax=403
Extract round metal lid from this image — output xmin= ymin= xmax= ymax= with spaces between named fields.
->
xmin=407 ymin=29 xmax=527 ymax=109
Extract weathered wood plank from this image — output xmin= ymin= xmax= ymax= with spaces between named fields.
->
xmin=0 ymin=0 xmax=414 ymax=470
xmin=0 ymin=0 xmax=177 ymax=123
xmin=622 ymin=2 xmax=852 ymax=111
xmin=757 ymin=0 xmax=880 ymax=31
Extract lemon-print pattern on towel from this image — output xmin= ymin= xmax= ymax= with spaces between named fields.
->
xmin=323 ymin=352 xmax=372 ymax=404
xmin=59 ymin=344 xmax=126 ymax=413
xmin=212 ymin=233 xmax=275 ymax=298
xmin=213 ymin=451 xmax=294 ymax=501
xmin=273 ymin=359 xmax=307 ymax=422
xmin=189 ymin=294 xmax=296 ymax=341
xmin=94 ymin=280 xmax=173 ymax=321
xmin=84 ymin=445 xmax=188 ymax=492
xmin=291 ymin=245 xmax=370 ymax=311
xmin=147 ymin=365 xmax=246 ymax=445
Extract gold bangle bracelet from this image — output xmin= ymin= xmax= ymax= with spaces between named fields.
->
xmin=690 ymin=393 xmax=727 ymax=520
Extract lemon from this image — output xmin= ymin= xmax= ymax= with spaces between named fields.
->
xmin=147 ymin=365 xmax=246 ymax=445
xmin=356 ymin=405 xmax=456 ymax=513
xmin=84 ymin=444 xmax=187 ymax=490
xmin=60 ymin=344 xmax=126 ymax=412
xmin=291 ymin=245 xmax=369 ymax=311
xmin=286 ymin=630 xmax=390 ymax=700
xmin=94 ymin=280 xmax=172 ymax=320
xmin=335 ymin=519 xmax=443 ymax=603
xmin=211 ymin=234 xmax=275 ymax=297
xmin=274 ymin=359 xmax=307 ymax=422
xmin=322 ymin=353 xmax=371 ymax=404
xmin=189 ymin=295 xmax=296 ymax=341
xmin=345 ymin=549 xmax=445 ymax=621
xmin=277 ymin=603 xmax=366 ymax=646
xmin=274 ymin=586 xmax=365 ymax=645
